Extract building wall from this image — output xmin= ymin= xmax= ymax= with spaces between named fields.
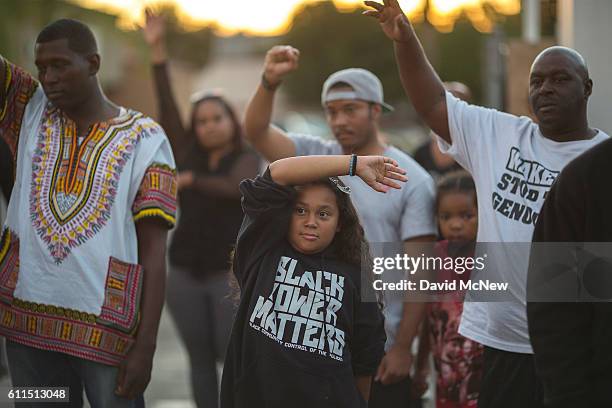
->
xmin=505 ymin=38 xmax=555 ymax=117
xmin=558 ymin=0 xmax=612 ymax=134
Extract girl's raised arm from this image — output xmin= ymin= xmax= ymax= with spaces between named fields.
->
xmin=269 ymin=155 xmax=407 ymax=193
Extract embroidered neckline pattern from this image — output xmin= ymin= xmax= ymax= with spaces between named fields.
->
xmin=29 ymin=104 xmax=150 ymax=264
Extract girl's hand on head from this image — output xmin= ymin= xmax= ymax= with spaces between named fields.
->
xmin=356 ymin=156 xmax=407 ymax=193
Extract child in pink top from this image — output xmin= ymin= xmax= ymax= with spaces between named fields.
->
xmin=413 ymin=171 xmax=484 ymax=408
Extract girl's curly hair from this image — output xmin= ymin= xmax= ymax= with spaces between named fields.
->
xmin=229 ymin=177 xmax=378 ymax=304
xmin=311 ymin=178 xmax=371 ymax=269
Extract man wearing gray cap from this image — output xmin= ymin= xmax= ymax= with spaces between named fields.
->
xmin=321 ymin=68 xmax=395 ymax=113
xmin=243 ymin=45 xmax=436 ymax=407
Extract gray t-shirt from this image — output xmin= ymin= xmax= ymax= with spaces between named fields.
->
xmin=290 ymin=133 xmax=437 ymax=348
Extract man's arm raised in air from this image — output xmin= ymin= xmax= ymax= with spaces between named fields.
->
xmin=243 ymin=46 xmax=300 ymax=162
xmin=364 ymin=0 xmax=450 ymax=144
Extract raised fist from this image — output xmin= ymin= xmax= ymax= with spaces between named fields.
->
xmin=262 ymin=45 xmax=300 ymax=88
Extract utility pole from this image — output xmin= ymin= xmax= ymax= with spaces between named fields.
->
xmin=522 ymin=0 xmax=541 ymax=44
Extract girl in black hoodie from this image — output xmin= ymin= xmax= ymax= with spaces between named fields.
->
xmin=221 ymin=154 xmax=407 ymax=408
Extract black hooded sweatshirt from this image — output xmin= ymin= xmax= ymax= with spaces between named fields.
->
xmin=528 ymin=137 xmax=612 ymax=408
xmin=220 ymin=170 xmax=386 ymax=408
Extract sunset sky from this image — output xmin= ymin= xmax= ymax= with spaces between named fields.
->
xmin=71 ymin=0 xmax=520 ymax=35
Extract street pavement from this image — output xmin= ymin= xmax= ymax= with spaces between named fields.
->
xmin=0 ymin=306 xmax=434 ymax=408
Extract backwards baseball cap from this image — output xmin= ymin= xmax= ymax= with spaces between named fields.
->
xmin=321 ymin=68 xmax=394 ymax=113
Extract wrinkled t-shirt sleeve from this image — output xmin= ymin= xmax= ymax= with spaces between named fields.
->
xmin=400 ymin=177 xmax=437 ymax=241
xmin=436 ymin=91 xmax=519 ymax=175
xmin=289 ymin=133 xmax=339 ymax=156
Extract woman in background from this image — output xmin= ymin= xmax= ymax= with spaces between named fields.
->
xmin=143 ymin=10 xmax=259 ymax=408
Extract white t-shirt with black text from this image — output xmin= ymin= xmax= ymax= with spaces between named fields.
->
xmin=437 ymin=92 xmax=609 ymax=353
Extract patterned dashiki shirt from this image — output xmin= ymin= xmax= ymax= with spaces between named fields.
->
xmin=0 ymin=57 xmax=178 ymax=365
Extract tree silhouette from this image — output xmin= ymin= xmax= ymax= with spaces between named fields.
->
xmin=151 ymin=4 xmax=213 ymax=67
xmin=278 ymin=1 xmax=545 ymax=108
xmin=281 ymin=2 xmax=400 ymax=107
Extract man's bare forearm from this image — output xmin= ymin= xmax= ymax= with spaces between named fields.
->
xmin=244 ymin=82 xmax=276 ymax=144
xmin=135 ymin=219 xmax=168 ymax=352
xmin=365 ymin=1 xmax=450 ymax=141
xmin=394 ymin=302 xmax=426 ymax=348
xmin=394 ymin=235 xmax=436 ymax=348
xmin=393 ymin=36 xmax=449 ymax=142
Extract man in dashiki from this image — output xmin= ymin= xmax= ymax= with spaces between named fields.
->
xmin=0 ymin=19 xmax=177 ymax=407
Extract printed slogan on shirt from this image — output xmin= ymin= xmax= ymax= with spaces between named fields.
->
xmin=249 ymin=256 xmax=346 ymax=361
xmin=492 ymin=147 xmax=560 ymax=226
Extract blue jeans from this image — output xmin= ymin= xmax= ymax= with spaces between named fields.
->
xmin=6 ymin=340 xmax=137 ymax=408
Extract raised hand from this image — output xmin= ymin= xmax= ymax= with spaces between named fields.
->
xmin=263 ymin=45 xmax=300 ymax=89
xmin=143 ymin=8 xmax=166 ymax=46
xmin=356 ymin=156 xmax=407 ymax=193
xmin=363 ymin=0 xmax=414 ymax=43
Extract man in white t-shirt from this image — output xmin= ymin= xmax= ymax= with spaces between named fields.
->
xmin=366 ymin=1 xmax=608 ymax=407
xmin=243 ymin=45 xmax=436 ymax=406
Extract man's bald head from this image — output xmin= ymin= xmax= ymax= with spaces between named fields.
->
xmin=528 ymin=46 xmax=593 ymax=139
xmin=531 ymin=46 xmax=589 ymax=80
